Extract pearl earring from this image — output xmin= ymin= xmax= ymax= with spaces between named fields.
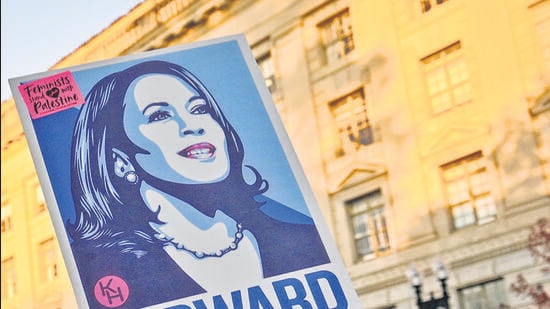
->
xmin=124 ymin=171 xmax=139 ymax=184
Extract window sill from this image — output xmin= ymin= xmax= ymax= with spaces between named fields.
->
xmin=310 ymin=51 xmax=359 ymax=84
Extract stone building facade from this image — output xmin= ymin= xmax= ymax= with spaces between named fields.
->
xmin=2 ymin=0 xmax=549 ymax=308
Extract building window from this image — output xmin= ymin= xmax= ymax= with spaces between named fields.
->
xmin=441 ymin=151 xmax=496 ymax=229
xmin=420 ymin=0 xmax=450 ymax=13
xmin=35 ymin=184 xmax=46 ymax=214
xmin=38 ymin=238 xmax=58 ymax=282
xmin=330 ymin=88 xmax=374 ymax=156
xmin=422 ymin=41 xmax=472 ymax=114
xmin=256 ymin=53 xmax=277 ymax=94
xmin=318 ymin=9 xmax=354 ymax=65
xmin=459 ymin=279 xmax=508 ymax=308
xmin=347 ymin=189 xmax=390 ymax=260
xmin=1 ymin=104 xmax=23 ymax=149
xmin=1 ymin=257 xmax=17 ymax=299
xmin=1 ymin=204 xmax=12 ymax=233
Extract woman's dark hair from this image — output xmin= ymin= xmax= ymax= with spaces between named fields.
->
xmin=69 ymin=60 xmax=267 ymax=256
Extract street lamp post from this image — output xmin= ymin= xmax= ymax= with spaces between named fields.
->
xmin=408 ymin=260 xmax=450 ymax=309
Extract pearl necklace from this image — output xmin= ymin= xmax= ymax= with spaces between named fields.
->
xmin=155 ymin=223 xmax=244 ymax=259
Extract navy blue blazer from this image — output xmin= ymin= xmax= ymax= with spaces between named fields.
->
xmin=71 ymin=198 xmax=331 ymax=309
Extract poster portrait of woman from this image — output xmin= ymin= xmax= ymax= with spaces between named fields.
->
xmin=68 ymin=59 xmax=333 ymax=307
xmin=11 ymin=35 xmax=361 ymax=309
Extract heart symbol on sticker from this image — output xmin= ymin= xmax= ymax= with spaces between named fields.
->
xmin=46 ymin=87 xmax=60 ymax=98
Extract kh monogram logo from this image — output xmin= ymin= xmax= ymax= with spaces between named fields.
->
xmin=94 ymin=275 xmax=129 ymax=308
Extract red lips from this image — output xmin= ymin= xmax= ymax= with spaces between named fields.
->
xmin=178 ymin=142 xmax=216 ymax=159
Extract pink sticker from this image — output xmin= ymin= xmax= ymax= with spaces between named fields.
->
xmin=94 ymin=275 xmax=130 ymax=308
xmin=17 ymin=71 xmax=85 ymax=119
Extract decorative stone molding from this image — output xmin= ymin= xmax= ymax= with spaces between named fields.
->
xmin=351 ymin=227 xmax=532 ymax=292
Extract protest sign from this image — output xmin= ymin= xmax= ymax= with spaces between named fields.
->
xmin=9 ymin=34 xmax=361 ymax=309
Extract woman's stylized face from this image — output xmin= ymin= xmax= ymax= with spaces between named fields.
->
xmin=122 ymin=74 xmax=229 ymax=184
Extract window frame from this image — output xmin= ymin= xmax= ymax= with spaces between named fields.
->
xmin=346 ymin=189 xmax=391 ymax=261
xmin=36 ymin=185 xmax=46 ymax=214
xmin=256 ymin=52 xmax=278 ymax=94
xmin=458 ymin=278 xmax=508 ymax=308
xmin=1 ymin=257 xmax=17 ymax=299
xmin=421 ymin=41 xmax=473 ymax=114
xmin=317 ymin=8 xmax=355 ymax=65
xmin=1 ymin=203 xmax=13 ymax=233
xmin=37 ymin=237 xmax=59 ymax=283
xmin=329 ymin=87 xmax=374 ymax=157
xmin=440 ymin=151 xmax=497 ymax=230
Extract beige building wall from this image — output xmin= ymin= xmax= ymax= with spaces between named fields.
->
xmin=1 ymin=101 xmax=78 ymax=308
xmin=2 ymin=0 xmax=549 ymax=308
